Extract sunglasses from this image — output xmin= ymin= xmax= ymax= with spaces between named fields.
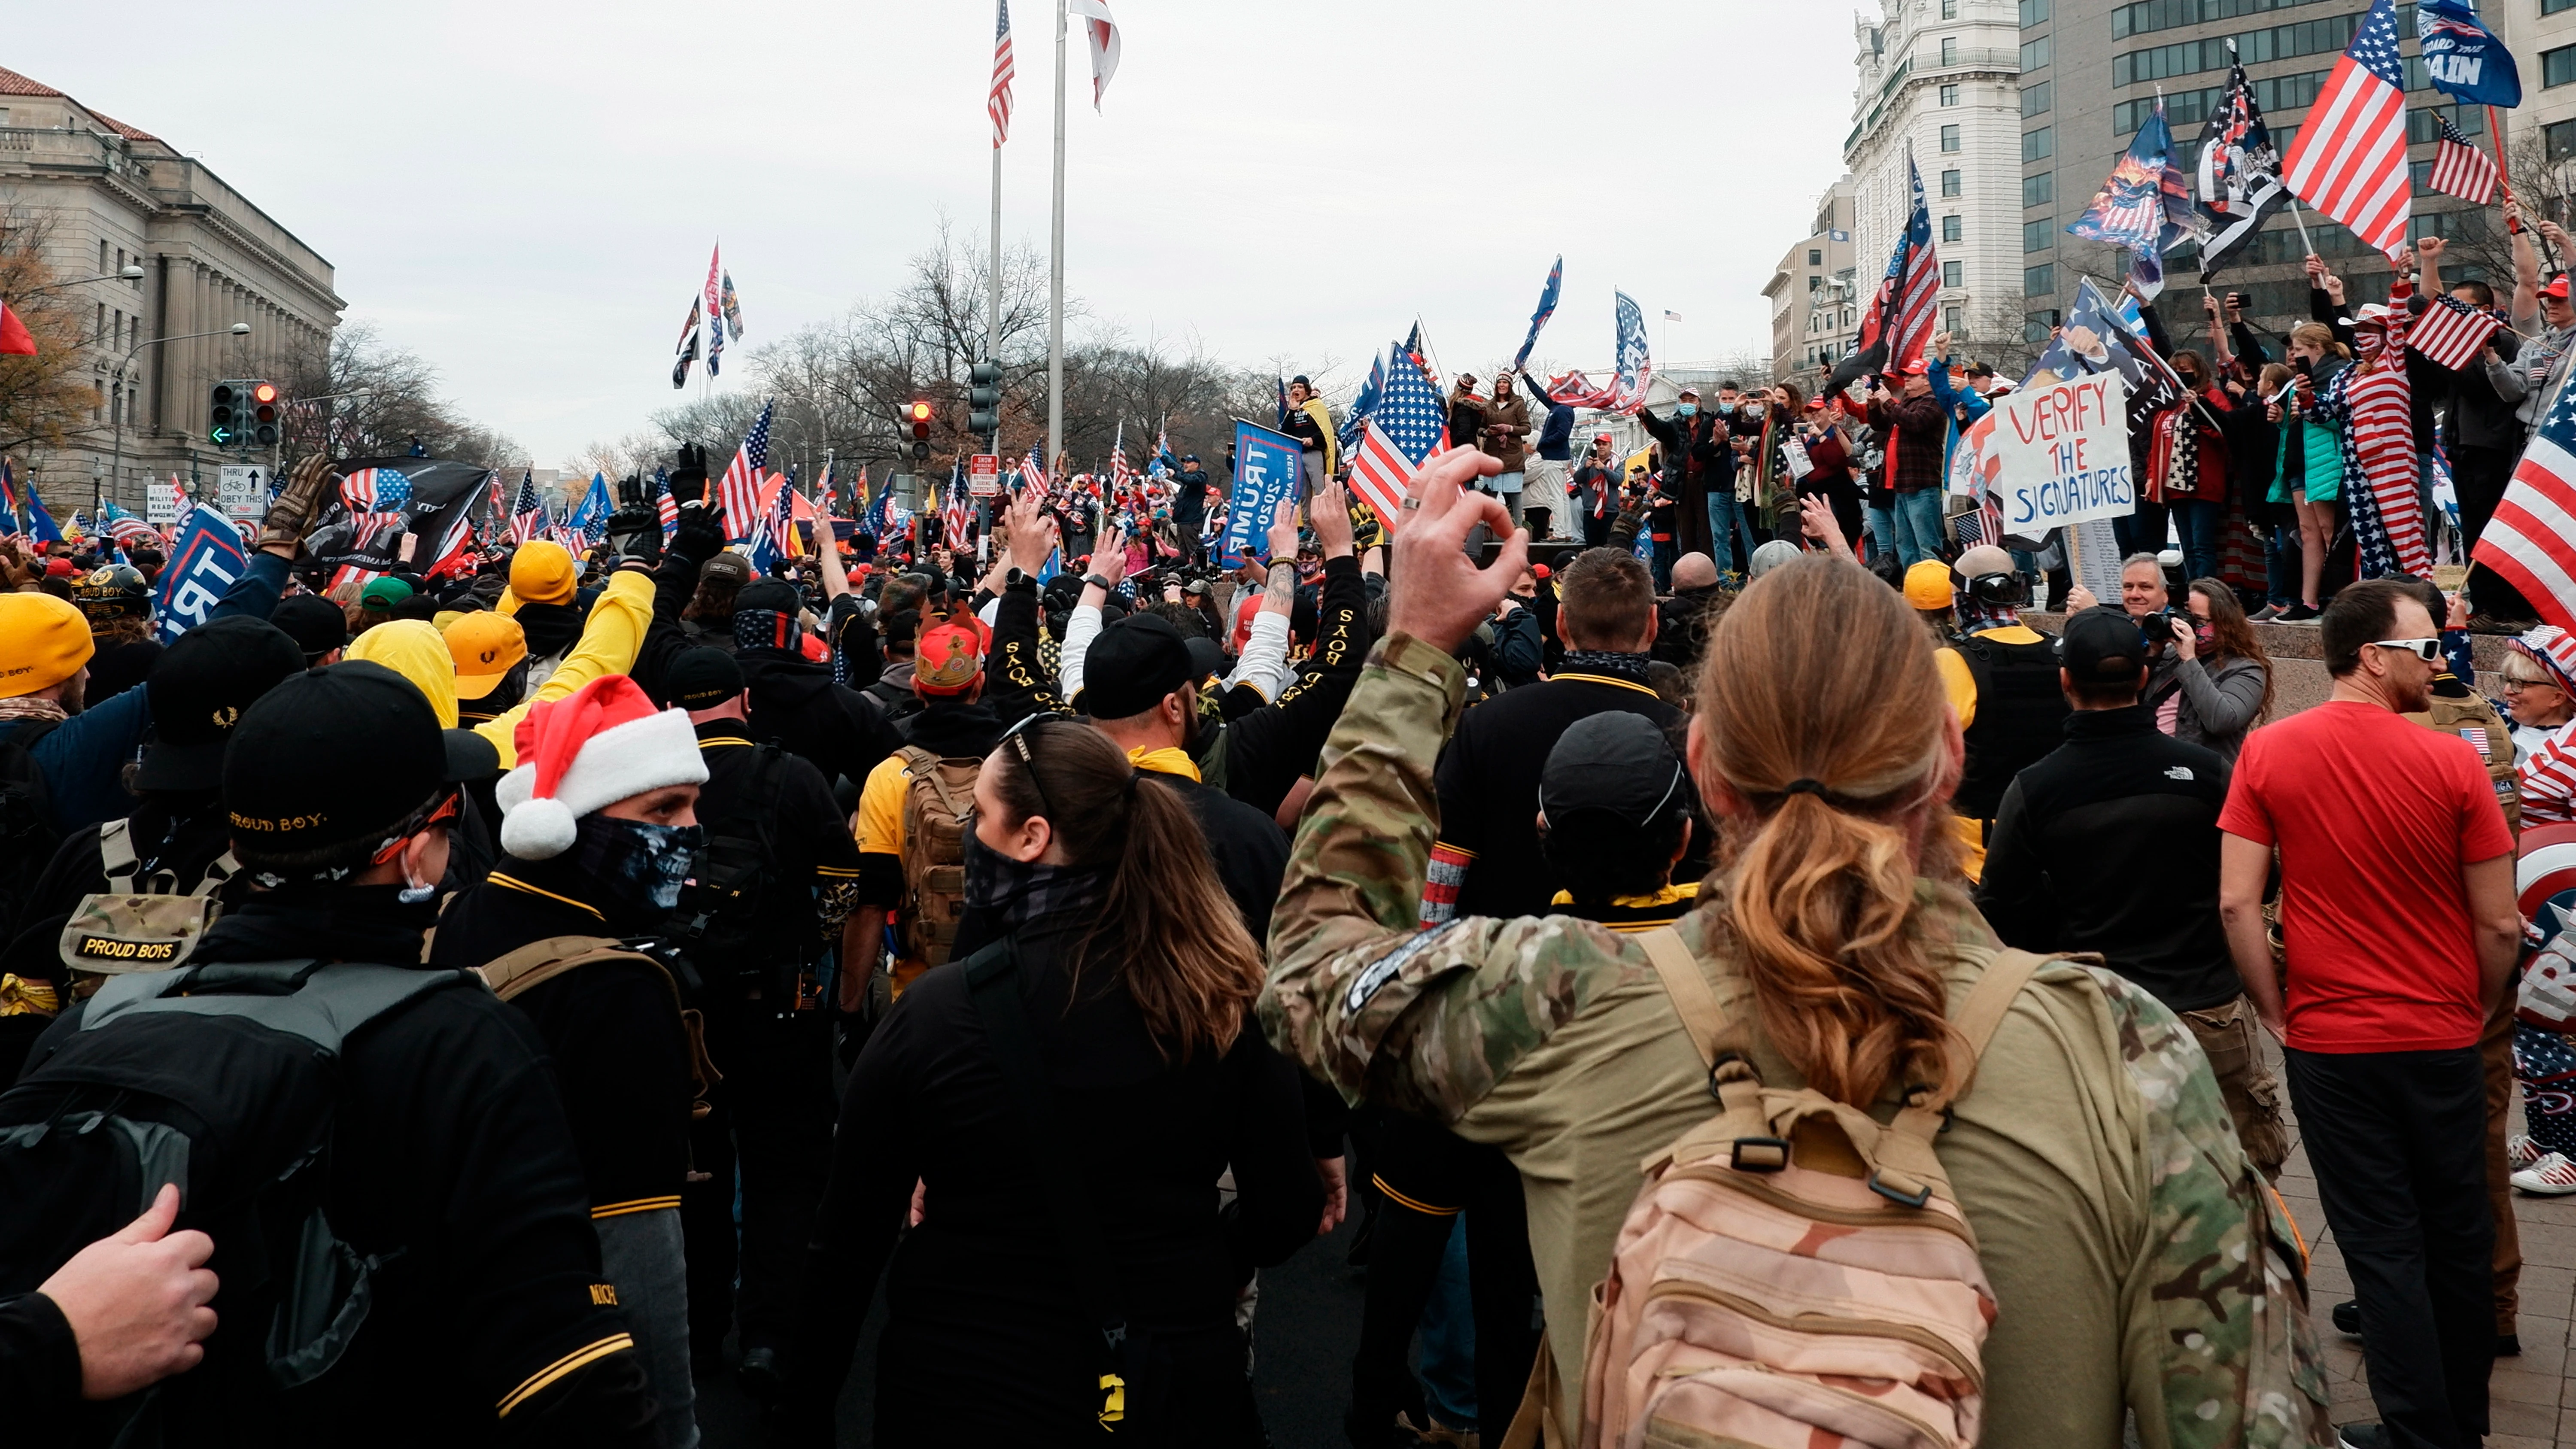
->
xmin=996 ymin=710 xmax=1066 ymax=823
xmin=2369 ymin=637 xmax=2442 ymax=662
xmin=368 ymin=787 xmax=463 ymax=867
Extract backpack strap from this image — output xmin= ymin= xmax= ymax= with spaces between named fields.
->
xmin=97 ymin=818 xmax=139 ymax=884
xmin=1637 ymin=927 xmax=1775 ymax=1154
xmin=478 ymin=934 xmax=640 ymax=1002
xmin=900 ymin=745 xmax=977 ymax=823
xmin=84 ymin=960 xmax=476 ymax=1055
xmin=1874 ymin=946 xmax=2047 ymax=1207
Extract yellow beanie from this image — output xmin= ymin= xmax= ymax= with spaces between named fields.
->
xmin=508 ymin=540 xmax=578 ymax=608
xmin=0 ymin=593 xmax=97 ymax=699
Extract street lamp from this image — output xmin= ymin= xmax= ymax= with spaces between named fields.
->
xmin=107 ymin=322 xmax=249 ymax=512
xmin=6 ymin=264 xmax=146 ymax=307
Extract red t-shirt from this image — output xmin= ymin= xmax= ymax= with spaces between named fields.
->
xmin=2218 ymin=701 xmax=2512 ymax=1053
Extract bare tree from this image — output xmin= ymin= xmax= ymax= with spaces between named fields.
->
xmin=0 ymin=209 xmax=106 ymax=463
xmin=264 ymin=322 xmax=524 ymax=469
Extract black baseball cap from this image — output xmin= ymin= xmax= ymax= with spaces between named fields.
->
xmin=137 ymin=618 xmax=308 ymax=793
xmin=1076 ymin=614 xmax=1195 ymax=719
xmin=735 ymin=579 xmax=801 ymax=616
xmin=1539 ymin=712 xmax=1686 ymax=829
xmin=1180 ymin=453 xmax=1199 ymax=463
xmin=665 ymin=646 xmax=745 ymax=711
xmin=2058 ymin=606 xmax=2151 ymax=687
xmin=223 ymin=661 xmax=479 ymax=861
xmin=270 ymin=593 xmax=349 ymax=662
xmin=1184 ymin=636 xmax=1226 ymax=686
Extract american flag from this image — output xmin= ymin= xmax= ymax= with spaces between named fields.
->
xmin=718 ymin=399 xmax=777 ymax=541
xmin=421 ymin=506 xmax=477 ymax=580
xmin=1110 ymin=423 xmax=1136 ymax=490
xmin=2410 ymin=291 xmax=2504 ymax=371
xmin=1021 ymin=443 xmax=1049 ymax=493
xmin=1347 ymin=346 xmax=1450 ymax=532
xmin=2477 ymin=348 xmax=2576 ymax=632
xmin=339 ymin=467 xmax=413 ymax=514
xmin=989 ymin=0 xmax=1017 ymax=147
xmin=102 ymin=501 xmax=155 ymax=549
xmin=2283 ymin=0 xmax=2411 ymax=259
xmin=943 ymin=478 xmax=970 ymax=544
xmin=508 ymin=473 xmax=549 ymax=544
xmin=2429 ymin=115 xmax=2500 ymax=206
xmin=654 ymin=469 xmax=677 ymax=536
xmin=1825 ymin=158 xmax=1941 ymax=392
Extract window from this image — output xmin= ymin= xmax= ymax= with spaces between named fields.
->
xmin=1940 ymin=83 xmax=1961 ymax=106
xmin=2546 ymin=44 xmax=2576 ymax=88
xmin=2024 ymin=218 xmax=2056 ymax=252
xmin=2021 ymin=126 xmax=2053 ymax=161
xmin=1944 ymin=260 xmax=1965 ymax=287
xmin=1809 ymin=248 xmax=1824 ymax=266
xmin=2020 ymin=0 xmax=2048 ymax=24
xmin=2410 ymin=158 xmax=2434 ymax=189
xmin=2022 ymin=81 xmax=2051 ymax=116
xmin=2024 ymin=263 xmax=2057 ymax=297
xmin=2549 ymin=0 xmax=2576 ymax=13
xmin=1941 ymin=36 xmax=1959 ymax=64
xmin=1941 ymin=123 xmax=1962 ymax=152
xmin=1942 ymin=214 xmax=1963 ymax=242
xmin=2021 ymin=35 xmax=2051 ymax=69
xmin=2025 ymin=308 xmax=2062 ymax=343
xmin=1941 ymin=167 xmax=1963 ymax=197
xmin=1944 ymin=305 xmax=1965 ymax=333
xmin=1810 ymin=273 xmax=1825 ymax=292
xmin=1943 ymin=0 xmax=1959 ymax=15
xmin=2549 ymin=118 xmax=2576 ymax=161
xmin=97 ymin=240 xmax=109 ymax=275
xmin=2407 ymin=105 xmax=2475 ymax=144
xmin=2112 ymin=12 xmax=2358 ymax=88
xmin=2112 ymin=0 xmax=2342 ymax=41
xmin=2022 ymin=171 xmax=2054 ymax=207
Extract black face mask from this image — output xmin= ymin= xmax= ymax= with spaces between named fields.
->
xmin=570 ymin=814 xmax=704 ymax=918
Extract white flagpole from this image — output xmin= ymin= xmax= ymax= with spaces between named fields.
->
xmin=1048 ymin=0 xmax=1068 ymax=482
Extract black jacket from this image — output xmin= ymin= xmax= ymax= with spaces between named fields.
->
xmin=26 ymin=886 xmax=658 ymax=1446
xmin=682 ymin=718 xmax=862 ymax=996
xmin=1975 ymin=705 xmax=2242 ymax=1013
xmin=736 ymin=648 xmax=906 ymax=793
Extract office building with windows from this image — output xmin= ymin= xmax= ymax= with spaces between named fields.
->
xmin=1764 ymin=181 xmax=1861 ymax=386
xmin=1849 ymin=0 xmax=2029 ymax=367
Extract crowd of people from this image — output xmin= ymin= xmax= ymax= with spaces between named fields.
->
xmin=2 ymin=217 xmax=2574 ymax=1449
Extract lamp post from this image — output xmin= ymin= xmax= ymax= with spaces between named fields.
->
xmin=107 ymin=322 xmax=249 ymax=512
xmin=5 ymin=263 xmax=146 ymax=310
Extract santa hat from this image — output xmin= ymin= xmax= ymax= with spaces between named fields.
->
xmin=494 ymin=675 xmax=708 ymax=860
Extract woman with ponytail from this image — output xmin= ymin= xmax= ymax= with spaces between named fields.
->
xmin=773 ymin=718 xmax=1322 ymax=1446
xmin=1261 ymin=447 xmax=2328 ymax=1448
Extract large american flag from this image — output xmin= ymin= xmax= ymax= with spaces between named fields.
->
xmin=1021 ymin=443 xmax=1049 ymax=493
xmin=718 ymin=398 xmax=776 ymax=541
xmin=1347 ymin=347 xmax=1450 ymax=532
xmin=2410 ymin=291 xmax=2504 ymax=372
xmin=989 ymin=0 xmax=1017 ymax=147
xmin=2477 ymin=351 xmax=2576 ymax=632
xmin=508 ymin=473 xmax=549 ymax=544
xmin=1825 ymin=157 xmax=1941 ymax=394
xmin=2282 ymin=0 xmax=2410 ymax=260
xmin=2428 ymin=115 xmax=2500 ymax=207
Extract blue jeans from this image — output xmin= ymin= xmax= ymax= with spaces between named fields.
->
xmin=1705 ymin=490 xmax=1759 ymax=575
xmin=2170 ymin=498 xmax=2223 ymax=584
xmin=2264 ymin=523 xmax=2300 ymax=607
xmin=1418 ymin=1215 xmax=1477 ymax=1428
xmin=1892 ymin=489 xmax=1944 ymax=568
xmin=1866 ymin=505 xmax=1898 ymax=565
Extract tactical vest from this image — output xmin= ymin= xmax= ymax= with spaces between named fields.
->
xmin=1951 ymin=630 xmax=2072 ymax=821
xmin=2407 ymin=692 xmax=2522 ymax=837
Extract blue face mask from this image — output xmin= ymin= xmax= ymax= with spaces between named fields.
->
xmin=1675 ymin=403 xmax=1698 ymax=418
xmin=1716 ymin=401 xmax=1735 ymax=414
xmin=572 ymin=814 xmax=704 ymax=916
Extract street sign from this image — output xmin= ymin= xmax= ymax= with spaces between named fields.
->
xmin=969 ymin=453 xmax=1001 ymax=498
xmin=217 ymin=465 xmax=267 ymax=522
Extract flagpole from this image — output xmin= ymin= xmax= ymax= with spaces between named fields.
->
xmin=1047 ymin=0 xmax=1068 ymax=482
xmin=988 ymin=99 xmax=1004 ymax=371
xmin=2285 ymin=195 xmax=2316 ymax=256
xmin=2490 ymin=106 xmax=2560 ymax=273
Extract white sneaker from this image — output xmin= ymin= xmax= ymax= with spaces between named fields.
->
xmin=2511 ymin=1151 xmax=2576 ymax=1195
xmin=2511 ymin=1133 xmax=2543 ymax=1171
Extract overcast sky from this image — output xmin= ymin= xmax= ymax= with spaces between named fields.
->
xmin=12 ymin=1 xmax=1857 ymax=466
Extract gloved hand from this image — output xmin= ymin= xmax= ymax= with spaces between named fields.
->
xmin=605 ymin=500 xmax=662 ymax=565
xmin=668 ymin=502 xmax=726 ymax=568
xmin=668 ymin=444 xmax=710 ymax=508
xmin=257 ymin=454 xmax=336 ymax=555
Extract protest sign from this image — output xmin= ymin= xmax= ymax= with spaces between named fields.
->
xmin=153 ymin=504 xmax=249 ymax=644
xmin=1221 ymin=419 xmax=1301 ymax=568
xmin=1988 ymin=371 xmax=2136 ymax=533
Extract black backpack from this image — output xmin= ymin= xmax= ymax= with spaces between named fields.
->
xmin=670 ymin=744 xmax=794 ymax=1001
xmin=0 ymin=718 xmax=64 ymax=945
xmin=0 ymin=958 xmax=477 ymax=1444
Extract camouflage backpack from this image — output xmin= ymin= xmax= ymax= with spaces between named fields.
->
xmin=56 ymin=817 xmax=246 ymax=986
xmin=896 ymin=746 xmax=980 ymax=970
xmin=1562 ymin=928 xmax=2042 ymax=1449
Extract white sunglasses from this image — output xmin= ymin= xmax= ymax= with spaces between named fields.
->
xmin=2369 ymin=637 xmax=2442 ymax=662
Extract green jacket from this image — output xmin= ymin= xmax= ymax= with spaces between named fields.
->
xmin=1259 ymin=633 xmax=2332 ymax=1448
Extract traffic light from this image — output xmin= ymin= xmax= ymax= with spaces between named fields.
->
xmin=208 ymin=381 xmax=240 ymax=447
xmin=249 ymin=381 xmax=279 ymax=447
xmin=908 ymin=399 xmax=933 ymax=462
xmin=967 ymin=361 xmax=1002 ymax=436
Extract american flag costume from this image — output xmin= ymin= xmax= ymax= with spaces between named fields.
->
xmin=2320 ymin=280 xmax=2431 ymax=578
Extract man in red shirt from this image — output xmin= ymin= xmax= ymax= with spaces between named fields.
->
xmin=2218 ymin=579 xmax=2523 ymax=1449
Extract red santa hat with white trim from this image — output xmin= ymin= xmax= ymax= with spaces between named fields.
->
xmin=494 ymin=674 xmax=708 ymax=860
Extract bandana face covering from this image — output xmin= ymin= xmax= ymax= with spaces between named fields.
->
xmin=962 ymin=829 xmax=1103 ymax=929
xmin=572 ymin=814 xmax=704 ymax=914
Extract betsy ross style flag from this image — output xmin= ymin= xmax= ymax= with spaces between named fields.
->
xmin=2428 ymin=115 xmax=2500 ymax=206
xmin=989 ymin=0 xmax=1017 ymax=146
xmin=718 ymin=399 xmax=777 ymax=541
xmin=2411 ymin=291 xmax=2505 ymax=371
xmin=2478 ymin=372 xmax=2576 ymax=631
xmin=2282 ymin=0 xmax=2411 ymax=260
xmin=1347 ymin=345 xmax=1450 ymax=532
xmin=1826 ymin=155 xmax=1941 ymax=395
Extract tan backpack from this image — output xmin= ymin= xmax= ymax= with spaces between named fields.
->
xmin=479 ymin=935 xmax=721 ymax=1121
xmin=896 ymin=746 xmax=980 ymax=969
xmin=1563 ymin=928 xmax=2041 ymax=1449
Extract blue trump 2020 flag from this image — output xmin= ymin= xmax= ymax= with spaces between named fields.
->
xmin=1222 ymin=420 xmax=1302 ymax=569
xmin=2418 ymin=0 xmax=2520 ymax=107
xmin=1510 ymin=255 xmax=1562 ymax=372
xmin=154 ymin=504 xmax=248 ymax=644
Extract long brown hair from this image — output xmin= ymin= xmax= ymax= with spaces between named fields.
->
xmin=2188 ymin=578 xmax=2276 ymax=720
xmin=1693 ymin=554 xmax=1967 ymax=1106
xmin=986 ymin=720 xmax=1265 ymax=1060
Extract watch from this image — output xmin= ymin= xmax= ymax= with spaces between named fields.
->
xmin=1082 ymin=572 xmax=1115 ymax=591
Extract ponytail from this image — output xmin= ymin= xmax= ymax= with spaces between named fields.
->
xmin=1695 ymin=556 xmax=1968 ymax=1106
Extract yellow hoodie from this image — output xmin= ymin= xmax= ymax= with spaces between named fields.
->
xmin=345 ymin=568 xmax=656 ymax=767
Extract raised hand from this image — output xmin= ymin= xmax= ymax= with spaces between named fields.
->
xmin=1384 ymin=447 xmax=1522 ymax=653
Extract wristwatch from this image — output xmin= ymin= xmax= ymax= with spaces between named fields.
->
xmin=1082 ymin=572 xmax=1115 ymax=591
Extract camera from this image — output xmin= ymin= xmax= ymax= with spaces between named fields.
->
xmin=2139 ymin=605 xmax=2191 ymax=646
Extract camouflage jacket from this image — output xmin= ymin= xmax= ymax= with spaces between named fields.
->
xmin=1258 ymin=632 xmax=2332 ymax=1448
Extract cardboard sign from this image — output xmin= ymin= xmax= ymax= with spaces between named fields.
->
xmin=1988 ymin=372 xmax=2136 ymax=532
xmin=1221 ymin=420 xmax=1303 ymax=568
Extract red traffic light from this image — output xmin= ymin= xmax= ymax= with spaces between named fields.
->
xmin=251 ymin=382 xmax=279 ymax=405
xmin=908 ymin=401 xmax=933 ymax=422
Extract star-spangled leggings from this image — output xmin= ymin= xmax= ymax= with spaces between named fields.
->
xmin=2515 ymin=1022 xmax=2576 ymax=1158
